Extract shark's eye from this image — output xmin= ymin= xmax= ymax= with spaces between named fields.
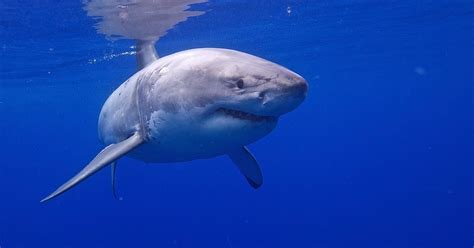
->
xmin=236 ymin=79 xmax=244 ymax=89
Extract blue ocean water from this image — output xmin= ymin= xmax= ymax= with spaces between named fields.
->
xmin=1 ymin=0 xmax=473 ymax=247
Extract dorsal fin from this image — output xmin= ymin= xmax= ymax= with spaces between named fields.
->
xmin=136 ymin=40 xmax=158 ymax=70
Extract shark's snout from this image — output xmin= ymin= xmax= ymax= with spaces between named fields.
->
xmin=285 ymin=77 xmax=308 ymax=98
xmin=259 ymin=76 xmax=308 ymax=116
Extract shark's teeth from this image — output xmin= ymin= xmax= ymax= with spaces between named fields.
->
xmin=217 ymin=108 xmax=273 ymax=122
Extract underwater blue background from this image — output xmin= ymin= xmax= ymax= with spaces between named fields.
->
xmin=0 ymin=0 xmax=473 ymax=247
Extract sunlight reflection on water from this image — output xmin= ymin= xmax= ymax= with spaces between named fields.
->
xmin=83 ymin=0 xmax=209 ymax=41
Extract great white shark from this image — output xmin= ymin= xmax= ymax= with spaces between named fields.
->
xmin=41 ymin=45 xmax=308 ymax=202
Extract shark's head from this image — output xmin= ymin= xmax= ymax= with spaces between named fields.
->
xmin=136 ymin=48 xmax=308 ymax=158
xmin=154 ymin=48 xmax=308 ymax=148
xmin=211 ymin=49 xmax=308 ymax=117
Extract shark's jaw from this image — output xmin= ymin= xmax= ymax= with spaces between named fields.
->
xmin=215 ymin=108 xmax=277 ymax=122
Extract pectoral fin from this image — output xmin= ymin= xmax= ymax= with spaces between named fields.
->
xmin=41 ymin=133 xmax=144 ymax=203
xmin=228 ymin=146 xmax=263 ymax=189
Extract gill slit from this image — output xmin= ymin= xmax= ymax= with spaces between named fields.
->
xmin=134 ymin=73 xmax=147 ymax=140
xmin=134 ymin=68 xmax=161 ymax=141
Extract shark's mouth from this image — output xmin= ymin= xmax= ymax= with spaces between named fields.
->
xmin=217 ymin=108 xmax=275 ymax=122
